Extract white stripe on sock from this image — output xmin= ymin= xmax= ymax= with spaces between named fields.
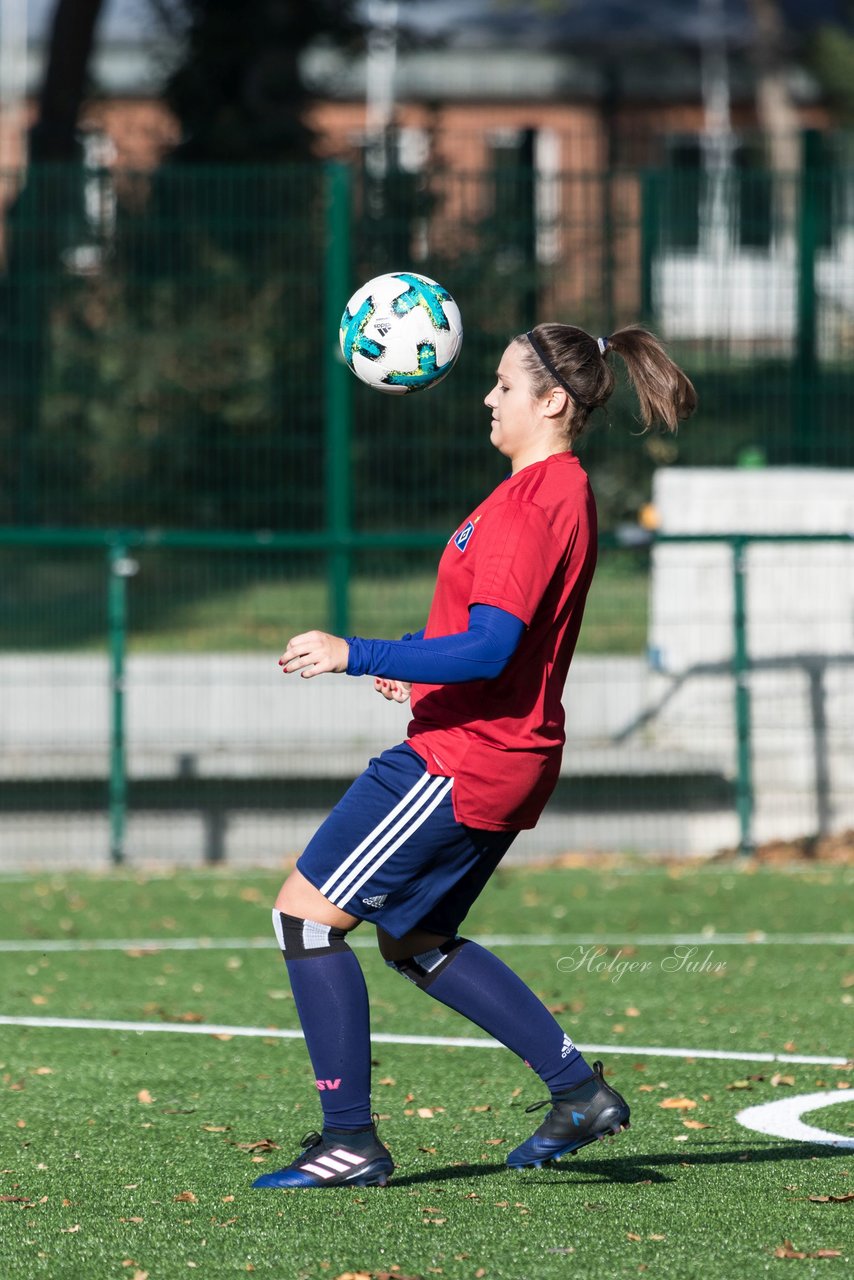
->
xmin=272 ymin=908 xmax=285 ymax=951
xmin=325 ymin=776 xmax=448 ymax=907
xmin=334 ymin=778 xmax=454 ymax=909
xmin=318 ymin=769 xmax=435 ymax=899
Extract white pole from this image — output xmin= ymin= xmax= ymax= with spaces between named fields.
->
xmin=700 ymin=0 xmax=735 ymax=254
xmin=365 ymin=0 xmax=399 ymax=181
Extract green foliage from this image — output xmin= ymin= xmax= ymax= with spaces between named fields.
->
xmin=810 ymin=18 xmax=854 ymax=124
xmin=163 ymin=0 xmax=365 ymax=162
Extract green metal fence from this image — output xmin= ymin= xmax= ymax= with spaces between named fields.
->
xmin=2 ymin=144 xmax=854 ymax=866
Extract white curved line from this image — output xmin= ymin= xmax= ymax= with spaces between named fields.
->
xmin=736 ymin=1091 xmax=854 ymax=1147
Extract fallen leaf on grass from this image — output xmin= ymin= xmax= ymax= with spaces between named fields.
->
xmin=378 ymin=1077 xmax=396 ymax=1086
xmin=659 ymin=1098 xmax=696 ymax=1110
xmin=683 ymin=1120 xmax=711 ymax=1130
xmin=726 ymin=1080 xmax=752 ymax=1091
xmin=173 ymin=1191 xmax=197 ymax=1203
xmin=32 ymin=1067 xmax=53 ymax=1076
xmin=235 ymin=1140 xmax=279 ymax=1152
xmin=119 ymin=1217 xmax=144 ymax=1224
xmin=770 ymin=1074 xmax=795 ymax=1087
xmin=136 ymin=1090 xmax=154 ymax=1105
xmin=774 ymin=1240 xmax=842 ymax=1259
xmin=808 ymin=1193 xmax=854 ymax=1203
xmin=60 ymin=1224 xmax=81 ymax=1233
xmin=201 ymin=1125 xmax=230 ymax=1132
xmin=469 ymin=1105 xmax=491 ymax=1112
xmin=627 ymin=1233 xmax=643 ymax=1242
xmin=417 ymin=1108 xmax=435 ymax=1119
xmin=0 ymin=1195 xmax=34 ymax=1205
xmin=211 ymin=1034 xmax=233 ymax=1042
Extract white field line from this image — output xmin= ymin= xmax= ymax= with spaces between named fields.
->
xmin=0 ymin=931 xmax=852 ymax=953
xmin=0 ymin=1013 xmax=849 ymax=1066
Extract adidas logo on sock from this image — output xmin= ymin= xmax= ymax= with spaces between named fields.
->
xmin=561 ymin=1033 xmax=575 ymax=1059
xmin=361 ymin=893 xmax=388 ymax=909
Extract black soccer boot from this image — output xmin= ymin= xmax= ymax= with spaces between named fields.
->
xmin=506 ymin=1060 xmax=631 ymax=1169
xmin=252 ymin=1122 xmax=394 ymax=1189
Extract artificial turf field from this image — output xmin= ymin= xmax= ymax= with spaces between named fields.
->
xmin=0 ymin=860 xmax=851 ymax=1280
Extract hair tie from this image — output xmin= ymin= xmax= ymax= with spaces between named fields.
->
xmin=525 ymin=330 xmax=588 ymax=410
xmin=597 ymin=335 xmax=609 ymax=355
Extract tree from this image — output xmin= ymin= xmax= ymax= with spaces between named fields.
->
xmin=810 ymin=4 xmax=854 ymax=123
xmin=0 ymin=0 xmax=106 ymax=522
xmin=162 ymin=0 xmax=365 ymax=162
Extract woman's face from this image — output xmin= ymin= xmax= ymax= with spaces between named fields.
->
xmin=484 ymin=342 xmax=551 ymax=468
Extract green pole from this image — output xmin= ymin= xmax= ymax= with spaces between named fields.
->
xmin=731 ymin=537 xmax=755 ymax=856
xmin=640 ymin=171 xmax=659 ymax=323
xmin=324 ymin=161 xmax=353 ymax=636
xmin=107 ymin=542 xmax=132 ymax=865
xmin=795 ymin=130 xmax=820 ymax=460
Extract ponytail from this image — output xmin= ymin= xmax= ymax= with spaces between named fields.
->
xmin=605 ymin=325 xmax=697 ymax=433
xmin=515 ymin=322 xmax=697 ymax=444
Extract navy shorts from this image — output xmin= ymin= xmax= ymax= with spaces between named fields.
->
xmin=297 ymin=742 xmax=518 ymax=940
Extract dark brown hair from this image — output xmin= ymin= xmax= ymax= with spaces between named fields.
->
xmin=514 ymin=323 xmax=697 ymax=445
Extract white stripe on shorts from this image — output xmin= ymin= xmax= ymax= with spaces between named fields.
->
xmin=318 ymin=768 xmax=436 ymax=901
xmin=329 ymin=776 xmax=454 ymax=910
xmin=322 ymin=774 xmax=447 ymax=907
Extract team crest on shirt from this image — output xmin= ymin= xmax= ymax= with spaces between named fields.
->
xmin=453 ymin=520 xmax=475 ymax=552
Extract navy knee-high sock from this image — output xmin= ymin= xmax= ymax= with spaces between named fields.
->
xmin=274 ymin=911 xmax=373 ymax=1133
xmin=402 ymin=938 xmax=592 ymax=1094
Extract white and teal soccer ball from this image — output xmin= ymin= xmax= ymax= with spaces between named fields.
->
xmin=339 ymin=271 xmax=463 ymax=394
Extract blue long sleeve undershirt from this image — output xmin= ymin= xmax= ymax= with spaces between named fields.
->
xmin=345 ymin=604 xmax=525 ymax=684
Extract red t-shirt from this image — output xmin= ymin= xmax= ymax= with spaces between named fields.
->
xmin=407 ymin=451 xmax=597 ymax=831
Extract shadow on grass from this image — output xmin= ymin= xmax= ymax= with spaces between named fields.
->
xmin=389 ymin=1141 xmax=853 ymax=1188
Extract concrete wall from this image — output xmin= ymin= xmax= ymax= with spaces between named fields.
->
xmin=649 ymin=468 xmax=854 ymax=842
xmin=0 ymin=653 xmax=737 ymax=868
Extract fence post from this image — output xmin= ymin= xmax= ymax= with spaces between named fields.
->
xmin=640 ymin=170 xmax=660 ymax=323
xmin=795 ymin=130 xmax=820 ymax=460
xmin=107 ymin=542 xmax=133 ymax=865
xmin=731 ymin=536 xmax=755 ymax=855
xmin=324 ymin=161 xmax=353 ymax=636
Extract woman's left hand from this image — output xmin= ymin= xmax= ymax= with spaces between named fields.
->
xmin=279 ymin=631 xmax=350 ymax=678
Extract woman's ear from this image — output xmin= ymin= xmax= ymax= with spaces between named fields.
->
xmin=541 ymin=386 xmax=570 ymax=420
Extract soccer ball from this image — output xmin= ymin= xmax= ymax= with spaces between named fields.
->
xmin=339 ymin=271 xmax=463 ymax=394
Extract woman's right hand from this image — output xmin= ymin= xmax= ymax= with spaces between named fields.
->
xmin=374 ymin=677 xmax=412 ymax=703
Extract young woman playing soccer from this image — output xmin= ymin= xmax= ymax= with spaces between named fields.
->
xmin=253 ymin=323 xmax=697 ymax=1189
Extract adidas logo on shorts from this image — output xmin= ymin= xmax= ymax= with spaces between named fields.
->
xmin=361 ymin=893 xmax=388 ymax=909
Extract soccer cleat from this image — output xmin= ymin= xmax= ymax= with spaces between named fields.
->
xmin=506 ymin=1060 xmax=631 ymax=1170
xmin=251 ymin=1125 xmax=394 ymax=1189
